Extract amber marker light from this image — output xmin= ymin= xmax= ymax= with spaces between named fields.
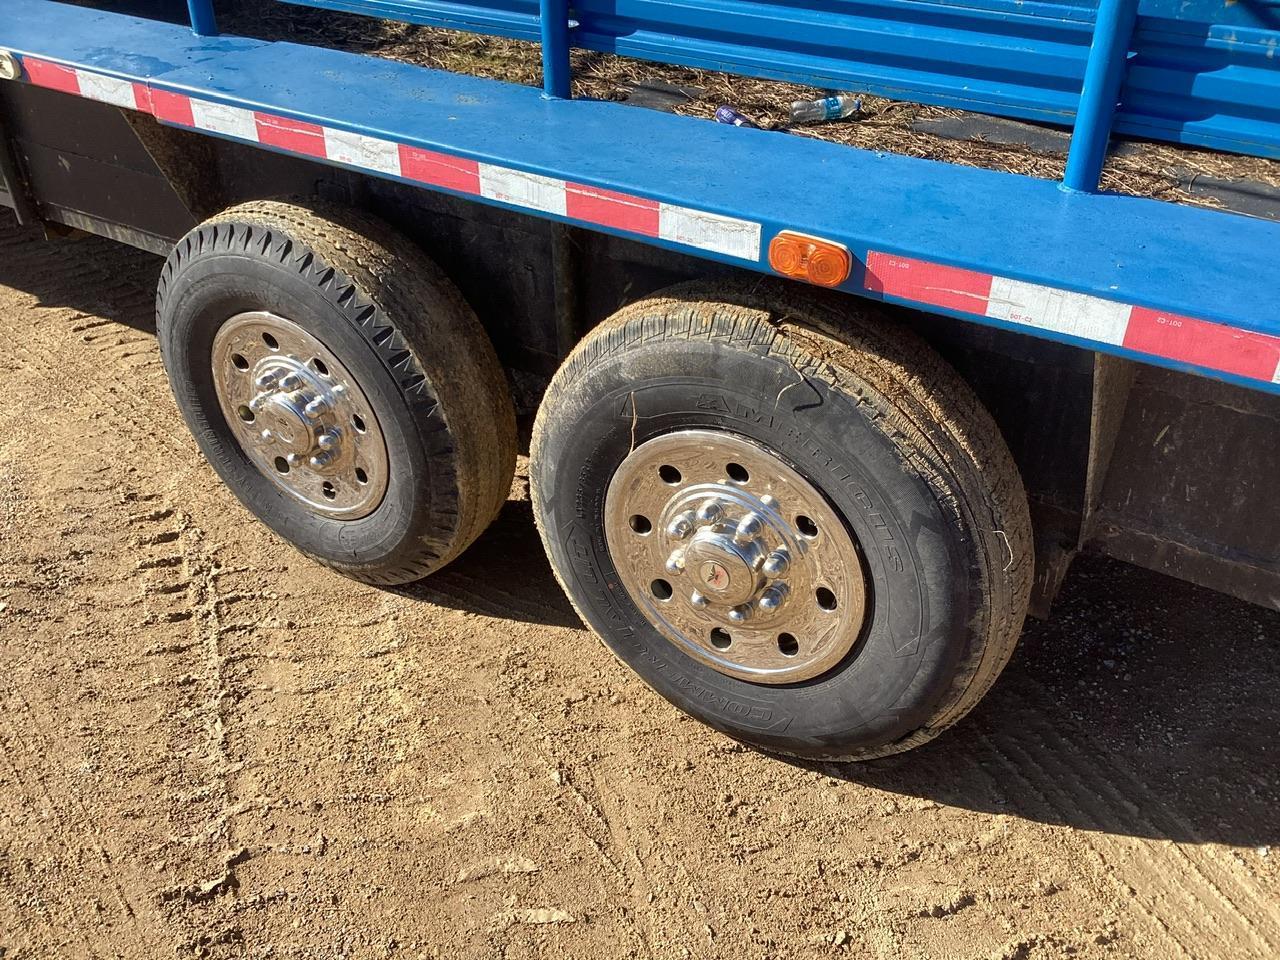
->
xmin=768 ymin=231 xmax=852 ymax=288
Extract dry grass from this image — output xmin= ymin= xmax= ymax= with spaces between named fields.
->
xmin=218 ymin=4 xmax=1278 ymax=210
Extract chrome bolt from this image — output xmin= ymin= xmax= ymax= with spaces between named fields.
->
xmin=285 ymin=453 xmax=303 ymax=468
xmin=249 ymin=395 xmax=267 ymax=413
xmin=762 ymin=550 xmax=790 ymax=577
xmin=280 ymin=372 xmax=303 ymax=391
xmin=260 ymin=428 xmax=274 ymax=443
xmin=690 ymin=591 xmax=709 ymax=608
xmin=760 ymin=494 xmax=776 ymax=507
xmin=309 ymin=452 xmax=334 ymax=469
xmin=696 ymin=499 xmax=723 ymax=524
xmin=317 ymin=429 xmax=340 ymax=451
xmin=254 ymin=370 xmax=280 ymax=390
xmin=667 ymin=513 xmax=695 ymax=540
xmin=728 ymin=604 xmax=753 ymax=623
xmin=331 ymin=383 xmax=347 ymax=397
xmin=735 ymin=512 xmax=763 ymax=542
xmin=758 ymin=584 xmax=789 ymax=613
xmin=304 ymin=397 xmax=329 ymax=420
xmin=665 ymin=550 xmax=686 ymax=576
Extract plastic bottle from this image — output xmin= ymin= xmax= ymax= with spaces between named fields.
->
xmin=714 ymin=105 xmax=760 ymax=129
xmin=788 ymin=94 xmax=862 ymax=125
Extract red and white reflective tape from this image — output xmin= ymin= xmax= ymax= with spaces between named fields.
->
xmin=23 ymin=58 xmax=151 ymax=112
xmin=20 ymin=57 xmax=762 ymax=263
xmin=865 ymin=251 xmax=1280 ymax=385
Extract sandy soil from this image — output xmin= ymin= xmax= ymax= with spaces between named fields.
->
xmin=0 ymin=213 xmax=1278 ymax=959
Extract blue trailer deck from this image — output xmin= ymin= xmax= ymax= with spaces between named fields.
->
xmin=2 ymin=0 xmax=1279 ymax=395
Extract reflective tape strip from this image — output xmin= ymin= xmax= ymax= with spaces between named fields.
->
xmin=149 ymin=88 xmax=195 ymax=127
xmin=76 ymin=71 xmax=148 ymax=111
xmin=24 ymin=59 xmax=149 ymax=111
xmin=254 ymin=113 xmax=327 ymax=158
xmin=659 ymin=204 xmax=761 ymax=261
xmin=322 ymin=128 xmax=400 ymax=176
xmin=13 ymin=57 xmax=771 ymax=264
xmin=398 ymin=146 xmax=480 ymax=194
xmin=987 ymin=276 xmax=1131 ymax=346
xmin=190 ymin=100 xmax=259 ymax=141
xmin=478 ymin=165 xmax=567 ymax=216
xmin=566 ymin=184 xmax=660 ymax=236
xmin=865 ymin=251 xmax=1280 ymax=385
xmin=1124 ymin=306 xmax=1280 ymax=383
xmin=22 ymin=57 xmax=80 ymax=95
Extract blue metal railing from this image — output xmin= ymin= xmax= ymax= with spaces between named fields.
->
xmin=187 ymin=0 xmax=217 ymax=36
xmin=182 ymin=0 xmax=1269 ymax=191
xmin=1063 ymin=0 xmax=1139 ymax=192
xmin=277 ymin=0 xmax=1280 ymax=162
xmin=538 ymin=0 xmax=570 ymax=99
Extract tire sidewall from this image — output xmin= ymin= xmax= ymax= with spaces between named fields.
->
xmin=536 ymin=334 xmax=980 ymax=757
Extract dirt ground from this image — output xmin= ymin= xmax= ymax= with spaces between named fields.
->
xmin=0 ymin=211 xmax=1277 ymax=959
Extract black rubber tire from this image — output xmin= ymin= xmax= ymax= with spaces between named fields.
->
xmin=530 ymin=280 xmax=1032 ymax=760
xmin=156 ymin=200 xmax=516 ymax=585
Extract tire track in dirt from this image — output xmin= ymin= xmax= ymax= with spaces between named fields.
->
xmin=975 ymin=729 xmax=1191 ymax=958
xmin=0 ymin=690 xmax=144 ymax=960
xmin=979 ymin=682 xmax=1277 ymax=960
xmin=0 ymin=228 xmax=176 ymax=457
xmin=497 ymin=688 xmax=660 ymax=958
xmin=0 ymin=223 xmax=256 ymax=955
xmin=0 ymin=494 xmax=197 ymax=957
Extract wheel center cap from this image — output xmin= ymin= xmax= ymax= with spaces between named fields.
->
xmin=684 ymin=532 xmax=760 ymax=606
xmin=699 ymin=560 xmax=731 ymax=592
xmin=261 ymin=393 xmax=313 ymax=453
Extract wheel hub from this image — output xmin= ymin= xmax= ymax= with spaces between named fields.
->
xmin=604 ymin=429 xmax=868 ymax=684
xmin=211 ymin=312 xmax=389 ymax=520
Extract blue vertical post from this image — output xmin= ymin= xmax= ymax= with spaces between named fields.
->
xmin=187 ymin=0 xmax=218 ymax=36
xmin=539 ymin=0 xmax=572 ymax=99
xmin=1062 ymin=0 xmax=1139 ymax=192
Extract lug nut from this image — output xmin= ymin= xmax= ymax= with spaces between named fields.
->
xmin=690 ymin=591 xmax=709 ymax=608
xmin=309 ymin=452 xmax=334 ymax=469
xmin=760 ymin=494 xmax=776 ymax=507
xmin=304 ymin=397 xmax=329 ymax=420
xmin=254 ymin=370 xmax=280 ymax=390
xmin=735 ymin=512 xmax=763 ymax=542
xmin=762 ymin=550 xmax=790 ymax=577
xmin=285 ymin=453 xmax=303 ymax=468
xmin=665 ymin=550 xmax=686 ymax=575
xmin=696 ymin=499 xmax=723 ymax=523
xmin=280 ymin=372 xmax=303 ymax=391
xmin=667 ymin=513 xmax=695 ymax=540
xmin=727 ymin=604 xmax=753 ymax=623
xmin=249 ymin=395 xmax=266 ymax=413
xmin=260 ymin=428 xmax=274 ymax=442
xmin=758 ymin=585 xmax=789 ymax=613
xmin=317 ymin=429 xmax=340 ymax=451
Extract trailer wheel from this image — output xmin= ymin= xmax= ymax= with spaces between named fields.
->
xmin=156 ymin=200 xmax=516 ymax=585
xmin=530 ymin=281 xmax=1032 ymax=760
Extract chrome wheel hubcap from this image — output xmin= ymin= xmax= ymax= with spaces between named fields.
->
xmin=604 ymin=430 xmax=868 ymax=684
xmin=211 ymin=311 xmax=389 ymax=520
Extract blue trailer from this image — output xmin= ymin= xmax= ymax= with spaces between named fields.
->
xmin=0 ymin=0 xmax=1276 ymax=759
